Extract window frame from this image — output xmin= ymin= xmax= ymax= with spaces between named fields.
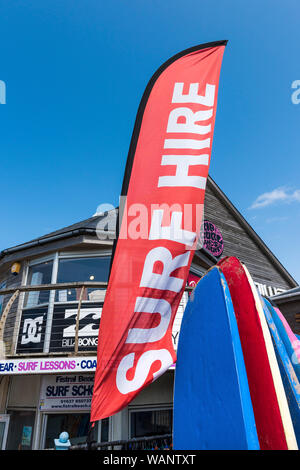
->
xmin=23 ymin=257 xmax=56 ymax=310
xmin=21 ymin=251 xmax=111 ymax=354
xmin=128 ymin=405 xmax=173 ymax=439
xmin=54 ymin=252 xmax=110 ymax=304
xmin=40 ymin=411 xmax=103 ymax=449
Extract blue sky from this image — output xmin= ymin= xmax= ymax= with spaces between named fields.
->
xmin=0 ymin=0 xmax=300 ymax=284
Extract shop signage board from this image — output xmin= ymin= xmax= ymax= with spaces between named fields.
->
xmin=0 ymin=356 xmax=97 ymax=375
xmin=172 ymin=291 xmax=189 ymax=350
xmin=16 ymin=306 xmax=47 ymax=354
xmin=39 ymin=374 xmax=94 ymax=411
xmin=0 ymin=356 xmax=175 ymax=376
xmin=91 ymin=40 xmax=228 ymax=422
xmin=172 ymin=273 xmax=201 ymax=348
xmin=254 ymin=282 xmax=286 ymax=297
xmin=186 ymin=272 xmax=201 ymax=289
xmin=49 ymin=303 xmax=102 ymax=352
xmin=16 ymin=302 xmax=103 ymax=354
xmin=15 ymin=295 xmax=195 ymax=355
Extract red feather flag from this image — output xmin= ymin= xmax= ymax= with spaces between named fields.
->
xmin=91 ymin=41 xmax=227 ymax=421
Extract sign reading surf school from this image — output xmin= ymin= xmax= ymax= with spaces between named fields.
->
xmin=91 ymin=41 xmax=227 ymax=421
xmin=40 ymin=374 xmax=94 ymax=411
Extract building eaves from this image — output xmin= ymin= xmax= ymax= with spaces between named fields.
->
xmin=0 ymin=177 xmax=297 ymax=289
xmin=271 ymin=285 xmax=300 ymax=302
xmin=207 ymin=176 xmax=298 ymax=288
xmin=0 ymin=213 xmax=112 ymax=259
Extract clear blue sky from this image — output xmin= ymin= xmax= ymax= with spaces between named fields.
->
xmin=0 ymin=0 xmax=299 ymax=284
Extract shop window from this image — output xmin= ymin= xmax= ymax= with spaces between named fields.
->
xmin=130 ymin=409 xmax=172 ymax=438
xmin=24 ymin=260 xmax=53 ymax=308
xmin=0 ymin=422 xmax=5 ymax=447
xmin=5 ymin=410 xmax=36 ymax=450
xmin=43 ymin=413 xmax=99 ymax=448
xmin=55 ymin=257 xmax=110 ymax=302
xmin=100 ymin=417 xmax=109 ymax=442
xmin=0 ymin=415 xmax=10 ymax=450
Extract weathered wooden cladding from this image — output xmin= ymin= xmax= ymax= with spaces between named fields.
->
xmin=0 ymin=264 xmax=25 ymax=355
xmin=0 ymin=176 xmax=297 ymax=357
xmin=204 ymin=178 xmax=296 ymax=290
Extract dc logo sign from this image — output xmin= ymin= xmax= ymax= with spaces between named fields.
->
xmin=21 ymin=316 xmax=44 ymax=344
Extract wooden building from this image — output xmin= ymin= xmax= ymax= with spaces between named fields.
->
xmin=271 ymin=287 xmax=300 ymax=335
xmin=0 ymin=176 xmax=297 ymax=449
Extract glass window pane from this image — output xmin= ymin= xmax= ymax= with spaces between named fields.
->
xmin=6 ymin=410 xmax=35 ymax=450
xmin=24 ymin=261 xmax=53 ymax=308
xmin=56 ymin=257 xmax=110 ymax=302
xmin=0 ymin=422 xmax=5 ymax=449
xmin=57 ymin=257 xmax=110 ymax=283
xmin=27 ymin=261 xmax=53 ymax=285
xmin=44 ymin=413 xmax=96 ymax=449
xmin=130 ymin=409 xmax=172 ymax=438
xmin=101 ymin=418 xmax=109 ymax=442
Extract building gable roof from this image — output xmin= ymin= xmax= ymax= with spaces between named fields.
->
xmin=206 ymin=177 xmax=297 ymax=287
xmin=0 ymin=176 xmax=297 ymax=288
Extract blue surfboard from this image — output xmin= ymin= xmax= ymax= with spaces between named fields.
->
xmin=173 ymin=267 xmax=259 ymax=450
xmin=263 ymin=298 xmax=300 ymax=446
xmin=265 ymin=300 xmax=300 ymax=382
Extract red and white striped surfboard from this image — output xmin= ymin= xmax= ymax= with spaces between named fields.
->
xmin=217 ymin=256 xmax=297 ymax=450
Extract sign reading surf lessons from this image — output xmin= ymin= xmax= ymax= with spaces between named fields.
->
xmin=0 ymin=356 xmax=97 ymax=375
xmin=91 ymin=41 xmax=227 ymax=421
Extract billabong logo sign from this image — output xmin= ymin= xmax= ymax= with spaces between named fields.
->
xmin=62 ymin=308 xmax=101 ymax=345
xmin=50 ymin=303 xmax=102 ymax=352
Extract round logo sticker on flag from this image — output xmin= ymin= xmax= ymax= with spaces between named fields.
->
xmin=200 ymin=220 xmax=224 ymax=257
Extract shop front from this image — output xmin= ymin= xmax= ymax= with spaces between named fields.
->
xmin=0 ymin=176 xmax=298 ymax=449
xmin=0 ymin=248 xmax=196 ymax=449
xmin=0 ymin=356 xmax=175 ymax=449
xmin=0 ymin=359 xmax=110 ymax=449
